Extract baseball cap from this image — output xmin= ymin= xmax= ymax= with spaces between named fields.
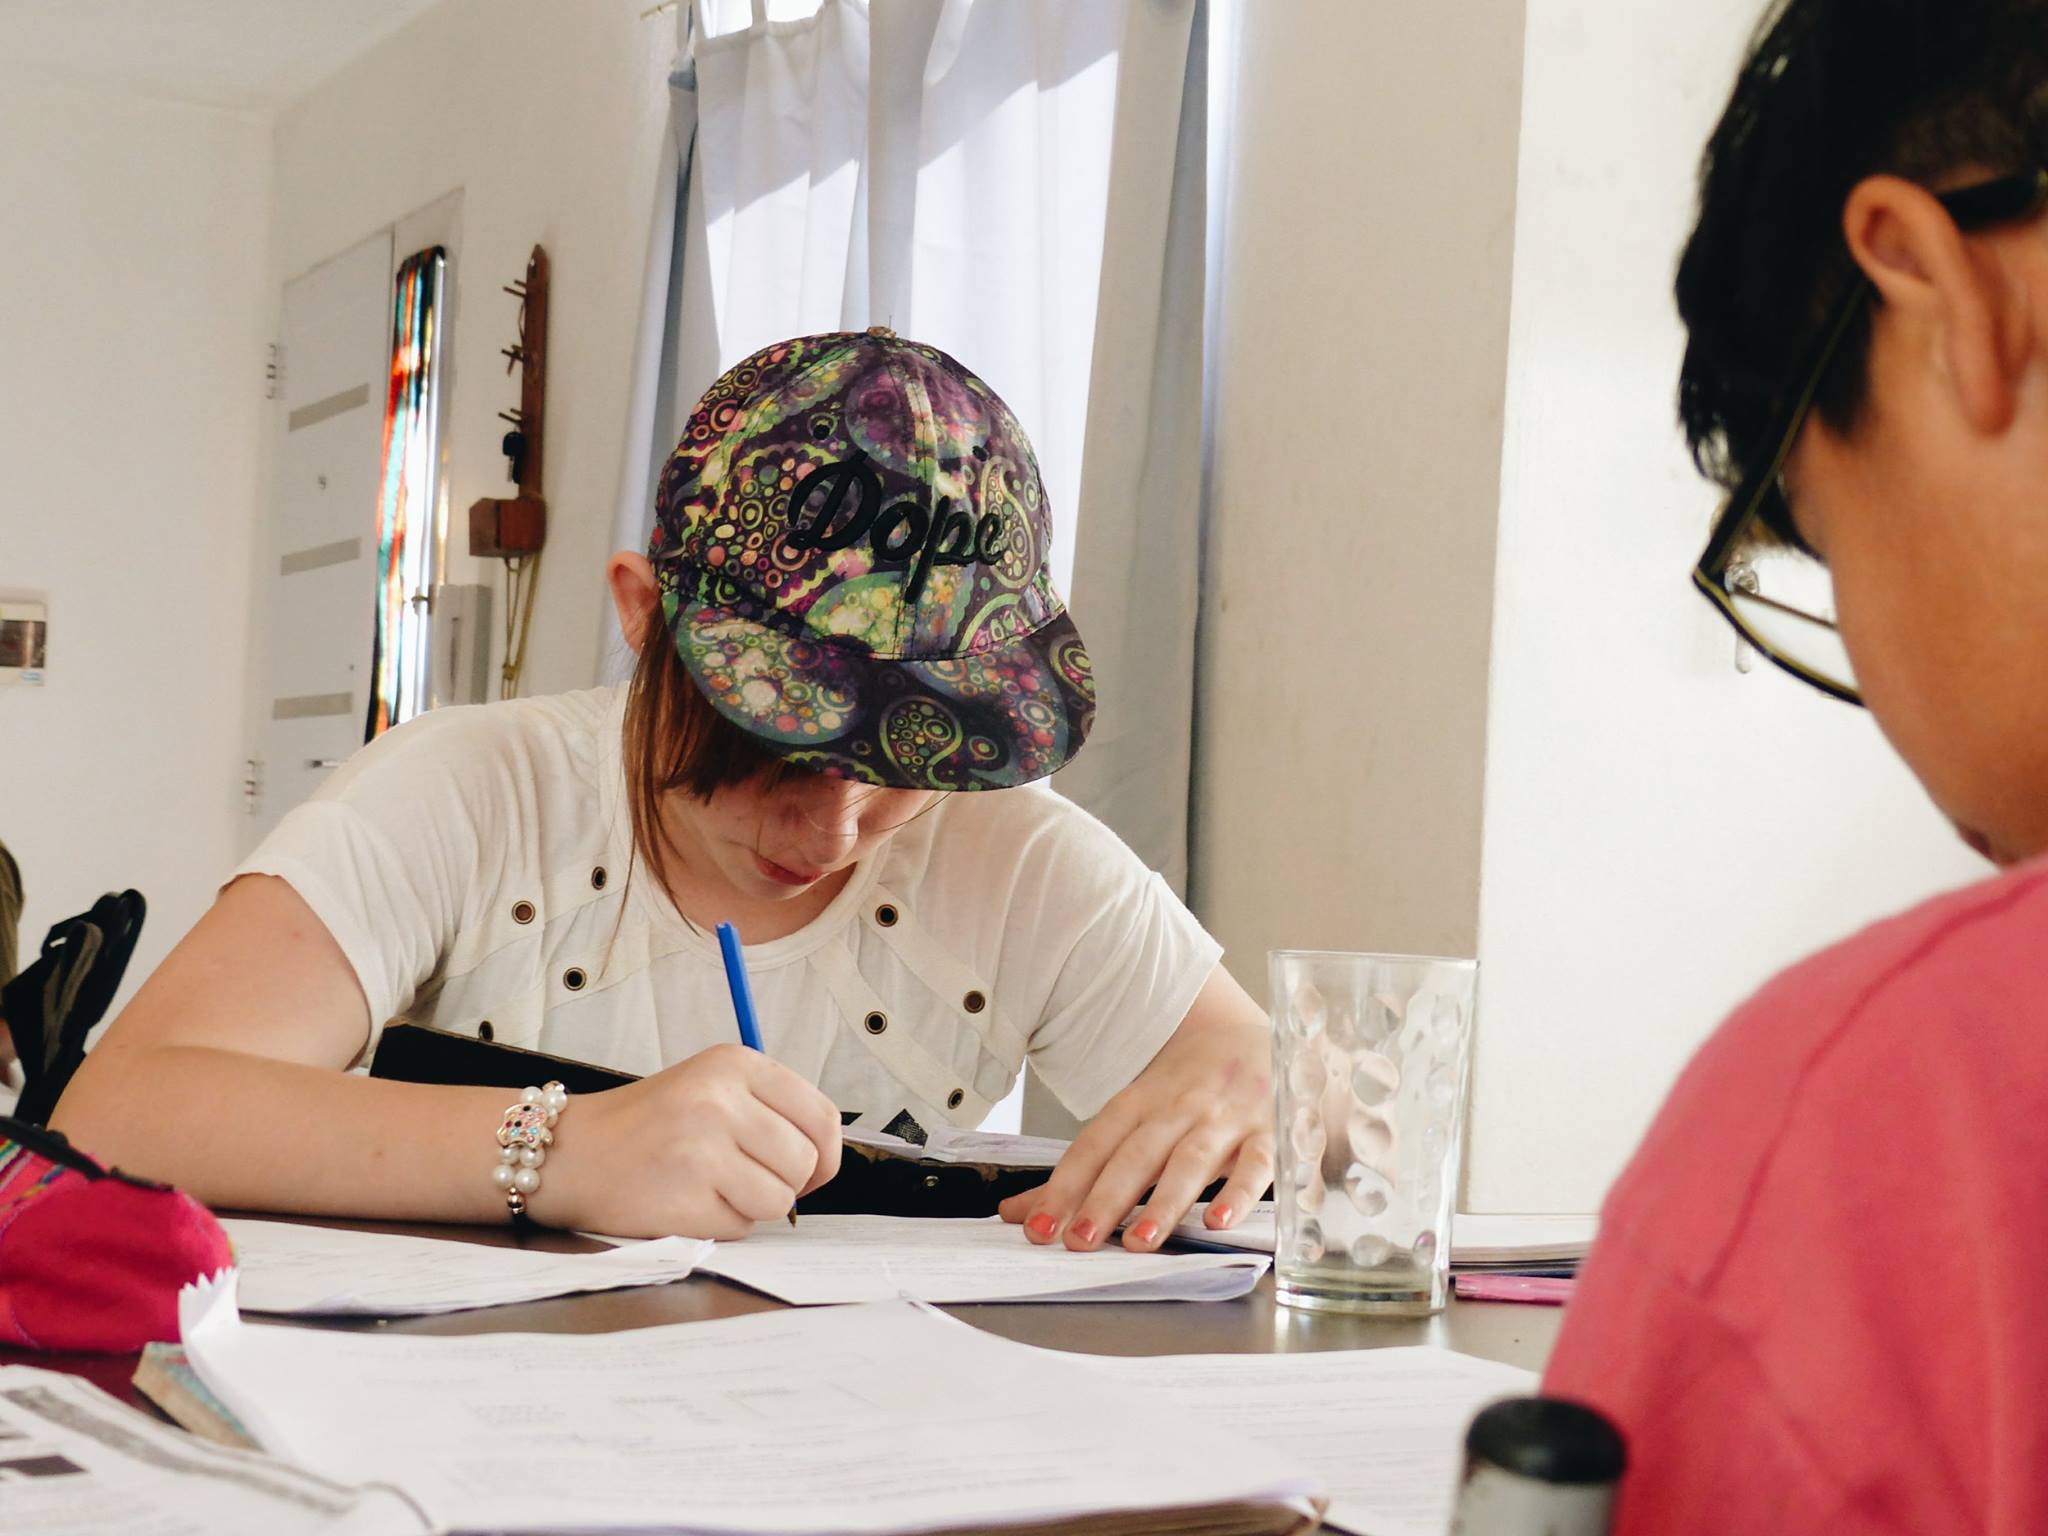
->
xmin=648 ymin=329 xmax=1095 ymax=791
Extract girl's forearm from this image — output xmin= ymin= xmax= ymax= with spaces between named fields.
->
xmin=54 ymin=1043 xmax=527 ymax=1224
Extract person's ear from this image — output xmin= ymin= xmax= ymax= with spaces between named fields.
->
xmin=606 ymin=552 xmax=662 ymax=654
xmin=1843 ymin=174 xmax=2026 ymax=437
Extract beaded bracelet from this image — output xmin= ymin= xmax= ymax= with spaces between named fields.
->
xmin=491 ymin=1080 xmax=568 ymax=1222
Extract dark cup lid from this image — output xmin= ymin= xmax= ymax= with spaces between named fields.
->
xmin=1466 ymin=1397 xmax=1627 ymax=1485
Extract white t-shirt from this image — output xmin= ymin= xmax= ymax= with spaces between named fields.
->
xmin=234 ymin=686 xmax=1221 ymax=1135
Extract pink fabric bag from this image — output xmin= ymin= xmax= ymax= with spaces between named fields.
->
xmin=0 ymin=1116 xmax=230 ymax=1353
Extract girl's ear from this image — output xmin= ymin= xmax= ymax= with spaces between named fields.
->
xmin=606 ymin=552 xmax=662 ymax=653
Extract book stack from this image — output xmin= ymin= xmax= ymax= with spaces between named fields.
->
xmin=1448 ymin=1213 xmax=1597 ymax=1277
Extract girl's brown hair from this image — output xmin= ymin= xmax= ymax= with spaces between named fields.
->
xmin=620 ymin=621 xmax=794 ymax=899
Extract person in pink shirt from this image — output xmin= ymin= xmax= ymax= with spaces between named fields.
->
xmin=1542 ymin=1 xmax=2048 ymax=1531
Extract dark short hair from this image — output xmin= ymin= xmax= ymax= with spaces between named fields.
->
xmin=1677 ymin=0 xmax=2048 ymax=491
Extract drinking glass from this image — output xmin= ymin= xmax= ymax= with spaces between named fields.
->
xmin=1269 ymin=949 xmax=1478 ymax=1315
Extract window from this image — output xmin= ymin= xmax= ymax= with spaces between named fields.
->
xmin=367 ymin=246 xmax=448 ymax=737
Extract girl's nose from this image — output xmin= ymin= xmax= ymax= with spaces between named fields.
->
xmin=790 ymin=775 xmax=865 ymax=843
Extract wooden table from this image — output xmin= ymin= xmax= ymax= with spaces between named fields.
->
xmin=5 ymin=1218 xmax=1563 ymax=1418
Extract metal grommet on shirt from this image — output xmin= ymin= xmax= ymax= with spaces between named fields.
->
xmin=591 ymin=866 xmax=607 ymax=891
xmin=962 ymin=990 xmax=987 ymax=1014
xmin=563 ymin=967 xmax=588 ymax=992
xmin=946 ymin=1088 xmax=965 ymax=1110
xmin=512 ymin=900 xmax=536 ymax=925
xmin=863 ymin=1011 xmax=888 ymax=1035
xmin=923 ymin=1173 xmax=941 ymax=1190
xmin=875 ymin=903 xmax=899 ymax=927
xmin=478 ymin=1021 xmax=495 ymax=1042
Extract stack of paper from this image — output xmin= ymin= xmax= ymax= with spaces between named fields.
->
xmin=1447 ymin=1213 xmax=1597 ymax=1269
xmin=181 ymin=1275 xmax=1322 ymax=1536
xmin=219 ymin=1218 xmax=711 ymax=1315
xmin=692 ymin=1215 xmax=1269 ymax=1304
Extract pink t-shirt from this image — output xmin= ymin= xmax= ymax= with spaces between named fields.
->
xmin=1545 ymin=859 xmax=2048 ymax=1535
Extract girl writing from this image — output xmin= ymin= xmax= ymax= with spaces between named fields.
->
xmin=56 ymin=331 xmax=1273 ymax=1247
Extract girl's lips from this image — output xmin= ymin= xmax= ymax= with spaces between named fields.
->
xmin=754 ymin=853 xmax=822 ymax=887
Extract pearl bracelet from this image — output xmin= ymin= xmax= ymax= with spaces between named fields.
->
xmin=491 ymin=1080 xmax=568 ymax=1222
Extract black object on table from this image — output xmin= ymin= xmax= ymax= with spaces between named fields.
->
xmin=369 ymin=1023 xmax=1055 ymax=1215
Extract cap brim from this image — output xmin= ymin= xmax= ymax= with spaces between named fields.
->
xmin=668 ymin=596 xmax=1094 ymax=791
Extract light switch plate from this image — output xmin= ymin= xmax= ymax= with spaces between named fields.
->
xmin=0 ymin=595 xmax=47 ymax=685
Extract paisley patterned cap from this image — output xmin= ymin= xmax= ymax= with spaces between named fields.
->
xmin=649 ymin=330 xmax=1094 ymax=790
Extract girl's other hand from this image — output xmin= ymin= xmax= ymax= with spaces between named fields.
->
xmin=997 ymin=967 xmax=1273 ymax=1252
xmin=541 ymin=1043 xmax=842 ymax=1239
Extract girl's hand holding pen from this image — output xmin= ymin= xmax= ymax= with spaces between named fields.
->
xmin=536 ymin=1044 xmax=842 ymax=1240
xmin=714 ymin=921 xmax=799 ymax=1226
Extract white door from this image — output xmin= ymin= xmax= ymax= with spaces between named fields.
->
xmin=246 ymin=233 xmax=391 ymax=849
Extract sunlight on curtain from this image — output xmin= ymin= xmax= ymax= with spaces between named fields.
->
xmin=367 ymin=247 xmax=447 ymax=740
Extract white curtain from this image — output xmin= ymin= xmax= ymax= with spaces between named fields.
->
xmin=607 ymin=0 xmax=1207 ymax=885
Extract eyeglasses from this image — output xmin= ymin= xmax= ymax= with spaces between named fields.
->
xmin=1692 ymin=167 xmax=2048 ymax=707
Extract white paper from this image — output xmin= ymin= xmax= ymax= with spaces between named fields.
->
xmin=1077 ymin=1346 xmax=1536 ymax=1536
xmin=919 ymin=1126 xmax=1070 ymax=1169
xmin=841 ymin=1125 xmax=924 ymax=1157
xmin=0 ymin=1363 xmax=428 ymax=1536
xmin=220 ymin=1218 xmax=710 ymax=1315
xmin=841 ymin=1125 xmax=1070 ymax=1170
xmin=696 ymin=1215 xmax=1269 ymax=1304
xmin=1166 ymin=1205 xmax=1597 ymax=1266
xmin=181 ymin=1275 xmax=1320 ymax=1535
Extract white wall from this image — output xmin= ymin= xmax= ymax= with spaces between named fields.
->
xmin=0 ymin=76 xmax=271 ymax=1004
xmin=1467 ymin=0 xmax=1986 ymax=1211
xmin=1194 ymin=1 xmax=1527 ymax=977
xmin=265 ymin=0 xmax=675 ymax=726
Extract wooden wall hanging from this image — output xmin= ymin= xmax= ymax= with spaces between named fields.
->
xmin=470 ymin=245 xmax=549 ymax=558
xmin=469 ymin=245 xmax=550 ymax=697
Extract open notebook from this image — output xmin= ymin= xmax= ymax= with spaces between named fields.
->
xmin=179 ymin=1275 xmax=1322 ymax=1536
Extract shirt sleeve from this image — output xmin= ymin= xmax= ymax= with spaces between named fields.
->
xmin=231 ymin=712 xmax=495 ymax=1067
xmin=970 ymin=788 xmax=1223 ymax=1120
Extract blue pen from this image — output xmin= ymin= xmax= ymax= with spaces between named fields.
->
xmin=715 ymin=921 xmax=797 ymax=1224
xmin=714 ymin=921 xmax=765 ymax=1052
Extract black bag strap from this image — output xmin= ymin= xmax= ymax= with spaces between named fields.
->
xmin=6 ymin=889 xmax=147 ymax=1126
